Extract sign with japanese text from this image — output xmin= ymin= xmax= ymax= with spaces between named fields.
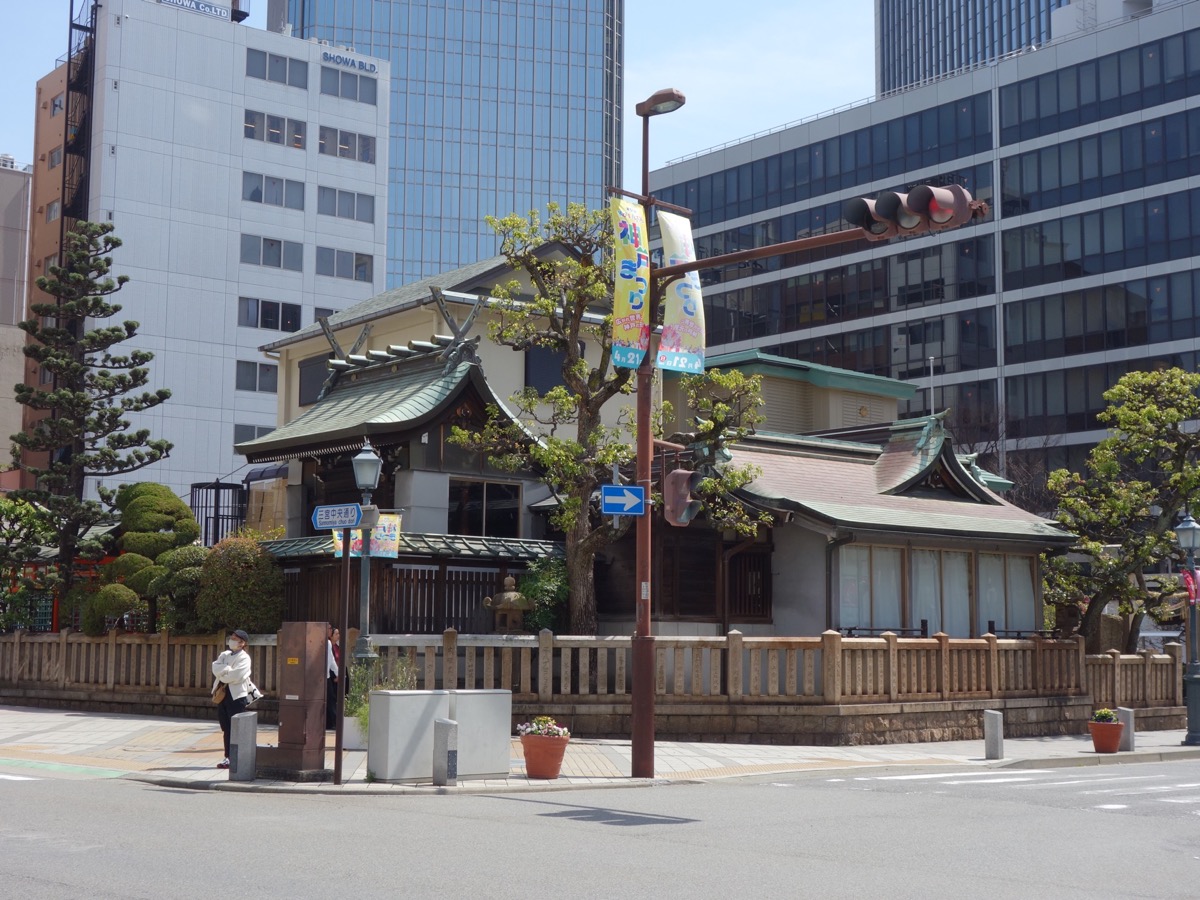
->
xmin=656 ymin=211 xmax=705 ymax=373
xmin=610 ymin=197 xmax=650 ymax=369
xmin=332 ymin=513 xmax=403 ymax=558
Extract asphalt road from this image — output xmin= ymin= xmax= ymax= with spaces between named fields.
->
xmin=3 ymin=767 xmax=1199 ymax=899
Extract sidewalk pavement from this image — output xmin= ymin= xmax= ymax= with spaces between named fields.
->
xmin=3 ymin=705 xmax=1199 ymax=795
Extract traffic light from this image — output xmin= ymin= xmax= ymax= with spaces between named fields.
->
xmin=844 ymin=183 xmax=982 ymax=240
xmin=664 ymin=468 xmax=703 ymax=527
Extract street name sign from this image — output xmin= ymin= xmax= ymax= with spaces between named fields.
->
xmin=311 ymin=503 xmax=363 ymax=530
xmin=600 ymin=485 xmax=646 ymax=516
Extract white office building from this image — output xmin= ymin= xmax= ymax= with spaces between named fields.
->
xmin=30 ymin=0 xmax=388 ymax=506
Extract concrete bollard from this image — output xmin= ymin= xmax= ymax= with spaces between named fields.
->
xmin=1117 ymin=707 xmax=1135 ymax=752
xmin=433 ymin=717 xmax=458 ymax=787
xmin=229 ymin=711 xmax=257 ymax=782
xmin=983 ymin=709 xmax=1004 ymax=760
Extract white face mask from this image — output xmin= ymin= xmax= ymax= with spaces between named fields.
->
xmin=228 ymin=639 xmax=242 ymax=651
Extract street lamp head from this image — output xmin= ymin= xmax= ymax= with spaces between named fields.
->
xmin=1178 ymin=513 xmax=1200 ymax=551
xmin=352 ymin=437 xmax=383 ymax=492
xmin=636 ymin=88 xmax=686 ymax=118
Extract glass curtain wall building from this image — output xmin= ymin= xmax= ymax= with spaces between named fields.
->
xmin=274 ymin=0 xmax=622 ymax=287
xmin=876 ymin=0 xmax=1067 ymax=94
xmin=653 ymin=1 xmax=1200 ymax=482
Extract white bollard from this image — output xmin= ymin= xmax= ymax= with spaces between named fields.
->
xmin=433 ymin=718 xmax=458 ymax=787
xmin=983 ymin=709 xmax=1004 ymax=760
xmin=230 ymin=711 xmax=257 ymax=781
xmin=1117 ymin=707 xmax=1135 ymax=752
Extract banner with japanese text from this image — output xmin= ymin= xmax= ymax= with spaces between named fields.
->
xmin=609 ymin=196 xmax=650 ymax=369
xmin=333 ymin=513 xmax=402 ymax=558
xmin=656 ymin=211 xmax=705 ymax=373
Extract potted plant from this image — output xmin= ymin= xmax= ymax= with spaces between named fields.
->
xmin=1088 ymin=708 xmax=1123 ymax=753
xmin=517 ymin=715 xmax=570 ymax=780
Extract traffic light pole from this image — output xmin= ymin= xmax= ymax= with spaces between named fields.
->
xmin=627 ymin=180 xmax=988 ymax=780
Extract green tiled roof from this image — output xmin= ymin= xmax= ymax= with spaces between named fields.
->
xmin=697 ymin=349 xmax=917 ymax=399
xmin=235 ymin=355 xmax=491 ymax=462
xmin=262 ymin=253 xmax=513 ymax=352
xmin=262 ymin=533 xmax=565 ymax=561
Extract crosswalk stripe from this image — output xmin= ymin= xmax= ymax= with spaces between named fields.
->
xmin=853 ymin=770 xmax=1053 ymax=781
xmin=0 ymin=774 xmax=39 ymax=781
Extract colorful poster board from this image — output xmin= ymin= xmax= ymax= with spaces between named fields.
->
xmin=333 ymin=513 xmax=403 ymax=558
xmin=656 ymin=211 xmax=706 ymax=373
xmin=610 ymin=196 xmax=650 ymax=369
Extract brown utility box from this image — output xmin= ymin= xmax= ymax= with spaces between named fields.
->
xmin=258 ymin=621 xmax=327 ymax=775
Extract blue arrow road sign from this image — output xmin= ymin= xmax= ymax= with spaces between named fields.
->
xmin=311 ymin=503 xmax=363 ymax=530
xmin=600 ymin=485 xmax=646 ymax=516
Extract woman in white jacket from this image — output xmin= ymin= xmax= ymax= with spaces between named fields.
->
xmin=211 ymin=629 xmax=252 ymax=769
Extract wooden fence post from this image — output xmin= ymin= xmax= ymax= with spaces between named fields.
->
xmin=1108 ymin=648 xmax=1123 ymax=708
xmin=159 ymin=628 xmax=170 ymax=695
xmin=13 ymin=629 xmax=23 ymax=683
xmin=538 ymin=629 xmax=554 ymax=702
xmin=442 ymin=628 xmax=458 ymax=690
xmin=985 ymin=632 xmax=999 ymax=699
xmin=884 ymin=632 xmax=899 ymax=701
xmin=1140 ymin=648 xmax=1155 ymax=705
xmin=1075 ymin=634 xmax=1088 ymax=696
xmin=728 ymin=630 xmax=743 ymax=701
xmin=821 ymin=630 xmax=841 ymax=705
xmin=935 ymin=632 xmax=950 ymax=700
xmin=59 ymin=628 xmax=70 ymax=688
xmin=106 ymin=627 xmax=118 ymax=690
xmin=1166 ymin=642 xmax=1183 ymax=706
xmin=1031 ymin=634 xmax=1043 ymax=697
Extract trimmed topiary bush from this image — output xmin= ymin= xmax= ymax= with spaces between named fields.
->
xmin=196 ymin=535 xmax=283 ymax=633
xmin=80 ymin=583 xmax=144 ymax=636
xmin=103 ymin=553 xmax=154 ymax=583
xmin=151 ymin=544 xmax=210 ymax=633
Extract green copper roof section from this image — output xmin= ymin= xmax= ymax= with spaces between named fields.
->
xmin=700 ymin=349 xmax=916 ymax=399
xmin=262 ymin=533 xmax=565 ymax=561
xmin=235 ymin=356 xmax=487 ymax=462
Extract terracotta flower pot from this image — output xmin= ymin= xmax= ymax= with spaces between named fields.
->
xmin=520 ymin=733 xmax=569 ymax=779
xmin=1088 ymin=720 xmax=1124 ymax=753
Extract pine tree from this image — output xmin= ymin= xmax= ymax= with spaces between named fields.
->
xmin=9 ymin=221 xmax=172 ymax=608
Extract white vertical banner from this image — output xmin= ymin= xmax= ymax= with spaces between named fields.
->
xmin=656 ymin=211 xmax=705 ymax=373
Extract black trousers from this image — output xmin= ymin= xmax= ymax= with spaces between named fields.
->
xmin=326 ymin=675 xmax=338 ymax=729
xmin=217 ymin=692 xmax=249 ymax=756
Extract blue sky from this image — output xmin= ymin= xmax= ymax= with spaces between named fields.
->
xmin=0 ymin=0 xmax=876 ymax=176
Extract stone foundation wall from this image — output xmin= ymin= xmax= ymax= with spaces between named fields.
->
xmin=516 ymin=696 xmax=1186 ymax=745
xmin=0 ymin=688 xmax=279 ymax=725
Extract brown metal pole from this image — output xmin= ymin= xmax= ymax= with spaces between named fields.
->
xmin=631 ymin=112 xmax=656 ymax=780
xmin=333 ymin=527 xmax=352 ymax=785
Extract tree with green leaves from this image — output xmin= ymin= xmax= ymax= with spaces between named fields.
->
xmin=8 ymin=221 xmax=172 ymax=609
xmin=0 ymin=497 xmax=54 ymax=631
xmin=453 ymin=204 xmax=770 ymax=634
xmin=195 ymin=534 xmax=284 ymax=634
xmin=1046 ymin=367 xmax=1200 ymax=652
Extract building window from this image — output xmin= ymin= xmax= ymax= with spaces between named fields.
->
xmin=47 ymin=146 xmax=62 ymax=170
xmin=45 ymin=200 xmax=60 ymax=223
xmin=246 ymin=49 xmax=308 ymax=89
xmin=298 ymin=354 xmax=332 ymax=406
xmin=244 ymin=109 xmax=305 ymax=149
xmin=234 ymin=423 xmax=275 ymax=445
xmin=50 ymin=93 xmax=64 ymax=116
xmin=319 ymin=66 xmax=377 ymax=104
xmin=315 ymin=246 xmax=373 ymax=282
xmin=242 ymin=171 xmax=304 ymax=210
xmin=318 ymin=126 xmax=375 ymax=163
xmin=317 ymin=186 xmax=375 ymax=223
xmin=236 ymin=361 xmax=278 ymax=393
xmin=240 ymin=234 xmax=303 ymax=272
xmin=238 ymin=297 xmax=301 ymax=332
xmin=446 ymin=480 xmax=520 ymax=538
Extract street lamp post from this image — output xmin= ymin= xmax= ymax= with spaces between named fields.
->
xmin=630 ymin=88 xmax=686 ymax=780
xmin=352 ymin=438 xmax=382 ymax=660
xmin=1177 ymin=512 xmax=1200 ymax=745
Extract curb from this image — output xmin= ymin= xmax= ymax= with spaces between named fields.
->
xmin=998 ymin=747 xmax=1200 ymax=769
xmin=123 ymin=772 xmax=665 ymax=795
